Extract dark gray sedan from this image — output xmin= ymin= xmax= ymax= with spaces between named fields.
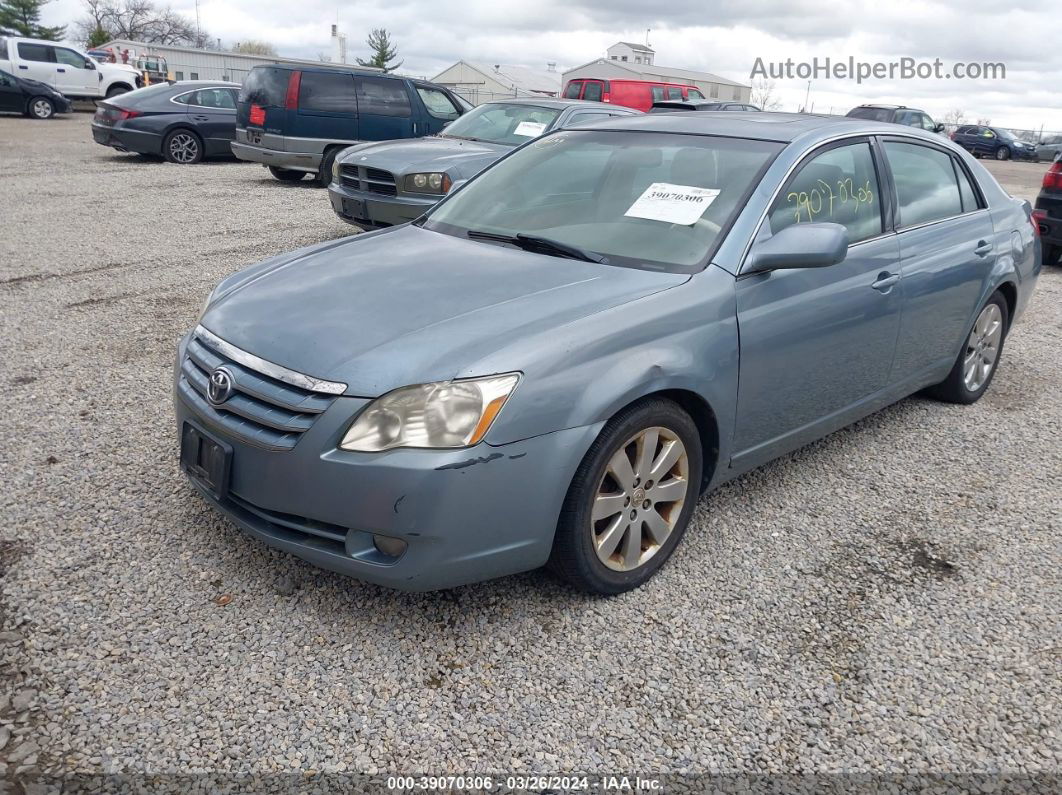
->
xmin=327 ymin=98 xmax=640 ymax=228
xmin=91 ymin=81 xmax=239 ymax=164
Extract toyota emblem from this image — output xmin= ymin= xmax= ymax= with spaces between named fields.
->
xmin=207 ymin=367 xmax=234 ymax=405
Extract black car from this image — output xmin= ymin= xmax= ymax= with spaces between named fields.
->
xmin=0 ymin=67 xmax=71 ymax=119
xmin=846 ymin=104 xmax=944 ymax=134
xmin=649 ymin=100 xmax=761 ymax=113
xmin=1034 ymin=153 xmax=1062 ymax=266
xmin=91 ymin=80 xmax=240 ymax=164
xmin=950 ymin=124 xmax=1038 ymax=161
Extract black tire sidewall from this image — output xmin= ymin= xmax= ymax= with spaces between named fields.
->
xmin=550 ymin=399 xmax=703 ymax=595
xmin=269 ymin=166 xmax=305 ymax=182
xmin=29 ymin=97 xmax=54 ymax=119
xmin=996 ymin=146 xmax=1010 ymax=160
xmin=163 ymin=129 xmax=202 ymax=164
xmin=316 ymin=148 xmax=339 ymax=187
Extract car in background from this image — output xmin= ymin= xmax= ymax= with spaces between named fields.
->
xmin=179 ymin=113 xmax=1038 ymax=595
xmin=328 ymin=98 xmax=641 ymax=228
xmin=562 ymin=78 xmax=706 ymax=112
xmin=232 ymin=64 xmax=470 ymax=186
xmin=950 ymin=125 xmax=1037 ymax=161
xmin=1035 ymin=134 xmax=1062 ymax=163
xmin=649 ymin=100 xmax=761 ymax=113
xmin=0 ymin=35 xmax=140 ymax=99
xmin=846 ymin=104 xmax=945 ymax=134
xmin=0 ymin=67 xmax=71 ymax=119
xmin=92 ymin=81 xmax=240 ymax=164
xmin=1033 ymin=153 xmax=1061 ymax=266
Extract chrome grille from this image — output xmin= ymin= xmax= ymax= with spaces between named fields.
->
xmin=178 ymin=332 xmax=340 ymax=451
xmin=339 ymin=164 xmax=398 ymax=197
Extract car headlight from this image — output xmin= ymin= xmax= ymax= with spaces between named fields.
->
xmin=404 ymin=172 xmax=452 ymax=195
xmin=332 ymin=158 xmax=342 ymax=182
xmin=339 ymin=373 xmax=520 ymax=451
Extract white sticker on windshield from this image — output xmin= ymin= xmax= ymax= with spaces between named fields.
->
xmin=624 ymin=183 xmax=721 ymax=225
xmin=513 ymin=121 xmax=548 ymax=138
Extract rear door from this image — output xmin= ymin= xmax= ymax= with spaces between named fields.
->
xmin=0 ymin=69 xmax=23 ymax=113
xmin=14 ymin=41 xmax=55 ymax=85
xmin=353 ymin=76 xmax=413 ymax=140
xmin=237 ymin=66 xmax=293 ymax=137
xmin=881 ymin=138 xmax=997 ymax=381
xmin=186 ymin=87 xmax=238 ymax=155
xmin=580 ymin=79 xmax=605 ymax=103
xmin=296 ymin=69 xmax=359 ymax=142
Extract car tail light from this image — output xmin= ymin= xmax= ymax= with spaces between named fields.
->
xmin=949 ymin=131 xmax=955 ymax=140
xmin=1043 ymin=162 xmax=1062 ymax=191
xmin=116 ymin=109 xmax=141 ymax=120
xmin=249 ymin=104 xmax=265 ymax=126
xmin=1031 ymin=209 xmax=1046 ymax=237
xmin=285 ymin=70 xmax=302 ymax=110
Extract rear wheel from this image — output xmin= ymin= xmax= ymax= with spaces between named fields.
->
xmin=163 ymin=129 xmax=203 ymax=164
xmin=548 ymin=398 xmax=702 ymax=595
xmin=1046 ymin=245 xmax=1061 ymax=267
xmin=925 ymin=292 xmax=1008 ymax=404
xmin=268 ymin=166 xmax=306 ymax=182
xmin=316 ymin=148 xmax=340 ymax=187
xmin=28 ymin=96 xmax=54 ymax=120
xmin=995 ymin=146 xmax=1011 ymax=161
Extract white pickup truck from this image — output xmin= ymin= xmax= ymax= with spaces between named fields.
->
xmin=0 ymin=36 xmax=141 ymax=100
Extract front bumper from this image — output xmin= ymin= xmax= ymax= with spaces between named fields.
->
xmin=231 ymin=141 xmax=321 ymax=172
xmin=327 ymin=181 xmax=438 ymax=228
xmin=91 ymin=122 xmax=160 ymax=154
xmin=173 ymin=334 xmax=598 ymax=591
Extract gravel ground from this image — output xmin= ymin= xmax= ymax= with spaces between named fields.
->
xmin=1 ymin=114 xmax=1059 ymax=786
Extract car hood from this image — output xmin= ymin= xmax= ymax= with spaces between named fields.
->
xmin=201 ymin=225 xmax=689 ymax=396
xmin=338 ymin=136 xmax=511 ymax=178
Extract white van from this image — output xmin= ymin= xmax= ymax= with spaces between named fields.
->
xmin=0 ymin=36 xmax=141 ymax=100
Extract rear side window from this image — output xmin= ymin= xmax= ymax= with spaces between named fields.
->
xmin=650 ymin=86 xmax=665 ymax=102
xmin=687 ymin=88 xmax=705 ymax=99
xmin=884 ymin=141 xmax=964 ymax=227
xmin=416 ymin=86 xmax=460 ymax=120
xmin=299 ymin=71 xmax=356 ymax=112
xmin=356 ymin=76 xmax=410 ymax=117
xmin=563 ymin=81 xmax=582 ymax=99
xmin=665 ymin=87 xmax=682 ymax=99
xmin=17 ymin=43 xmax=52 ymax=62
xmin=194 ymin=88 xmax=237 ymax=109
xmin=954 ymin=161 xmax=981 ymax=213
xmin=240 ymin=67 xmax=290 ymax=106
xmin=847 ymin=106 xmax=892 ymax=122
xmin=582 ymin=81 xmax=602 ymax=102
xmin=768 ymin=141 xmax=884 ymax=244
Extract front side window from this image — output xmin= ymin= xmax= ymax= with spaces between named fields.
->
xmin=884 ymin=141 xmax=963 ymax=227
xmin=54 ymin=48 xmax=87 ymax=68
xmin=356 ymin=76 xmax=411 ymax=117
xmin=441 ymin=102 xmax=560 ymax=145
xmin=416 ymin=86 xmax=460 ymax=120
xmin=582 ymin=81 xmax=603 ymax=102
xmin=423 ymin=130 xmax=782 ymax=272
xmin=299 ymin=71 xmax=356 ymax=112
xmin=768 ymin=141 xmax=884 ymax=244
xmin=688 ymin=88 xmax=704 ymax=99
xmin=919 ymin=114 xmax=937 ymax=131
xmin=17 ymin=43 xmax=52 ymax=62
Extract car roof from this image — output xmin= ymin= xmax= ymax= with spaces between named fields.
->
xmin=171 ymin=80 xmax=240 ymax=87
xmin=570 ymin=111 xmax=941 ymax=144
xmin=483 ymin=97 xmax=634 ymax=111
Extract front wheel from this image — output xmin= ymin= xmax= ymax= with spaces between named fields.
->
xmin=548 ymin=399 xmax=703 ymax=595
xmin=316 ymin=148 xmax=340 ymax=187
xmin=163 ymin=129 xmax=203 ymax=164
xmin=925 ymin=292 xmax=1008 ymax=404
xmin=28 ymin=96 xmax=55 ymax=120
xmin=105 ymin=85 xmax=130 ymax=98
xmin=268 ymin=166 xmax=306 ymax=182
xmin=995 ymin=146 xmax=1011 ymax=161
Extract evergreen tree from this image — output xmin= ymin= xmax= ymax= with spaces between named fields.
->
xmin=356 ymin=28 xmax=402 ymax=73
xmin=86 ymin=24 xmax=110 ymax=48
xmin=0 ymin=0 xmax=65 ymax=40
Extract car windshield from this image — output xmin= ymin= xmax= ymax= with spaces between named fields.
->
xmin=441 ymin=103 xmax=561 ymax=146
xmin=423 ymin=130 xmax=783 ymax=273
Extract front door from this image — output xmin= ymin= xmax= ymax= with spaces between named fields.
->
xmin=0 ymin=70 xmax=23 ymax=113
xmin=52 ymin=46 xmax=97 ymax=96
xmin=732 ymin=138 xmax=902 ymax=466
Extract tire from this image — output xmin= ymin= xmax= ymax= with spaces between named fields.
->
xmin=924 ymin=292 xmax=1009 ymax=404
xmin=269 ymin=166 xmax=307 ymax=182
xmin=548 ymin=398 xmax=703 ymax=595
xmin=27 ymin=96 xmax=54 ymax=120
xmin=995 ymin=146 xmax=1011 ymax=161
xmin=105 ymin=85 xmax=131 ymax=98
xmin=316 ymin=147 xmax=340 ymax=187
xmin=1046 ymin=245 xmax=1061 ymax=267
xmin=163 ymin=129 xmax=203 ymax=164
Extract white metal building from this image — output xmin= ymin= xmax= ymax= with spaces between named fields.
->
xmin=430 ymin=61 xmax=562 ymax=105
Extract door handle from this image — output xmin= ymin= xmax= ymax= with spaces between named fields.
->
xmin=193 ymin=115 xmax=209 ymax=121
xmin=18 ymin=65 xmax=27 ymax=70
xmin=974 ymin=241 xmax=993 ymax=257
xmin=871 ymin=272 xmax=901 ymax=292
xmin=57 ymin=68 xmax=66 ymax=72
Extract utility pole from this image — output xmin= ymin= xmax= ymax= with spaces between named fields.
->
xmin=195 ymin=0 xmax=201 ymax=48
xmin=803 ymin=80 xmax=811 ymax=113
xmin=645 ymin=28 xmax=650 ymax=47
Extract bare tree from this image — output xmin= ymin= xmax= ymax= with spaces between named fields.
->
xmin=976 ymin=116 xmax=991 ymax=125
xmin=75 ymin=0 xmax=203 ymax=47
xmin=232 ymin=39 xmax=276 ymax=56
xmin=749 ymin=78 xmax=781 ymax=111
xmin=942 ymin=108 xmax=967 ymax=127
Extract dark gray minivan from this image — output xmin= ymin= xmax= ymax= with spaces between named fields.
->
xmin=232 ymin=64 xmax=471 ymax=185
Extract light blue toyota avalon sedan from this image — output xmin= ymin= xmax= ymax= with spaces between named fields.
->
xmin=176 ymin=112 xmax=1041 ymax=594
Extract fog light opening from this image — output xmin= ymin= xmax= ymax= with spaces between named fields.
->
xmin=372 ymin=534 xmax=408 ymax=558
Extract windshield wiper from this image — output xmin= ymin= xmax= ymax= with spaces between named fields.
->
xmin=465 ymin=229 xmax=606 ymax=263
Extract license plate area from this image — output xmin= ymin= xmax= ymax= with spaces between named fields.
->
xmin=343 ymin=197 xmax=366 ymax=219
xmin=181 ymin=423 xmax=232 ymax=500
xmin=248 ymin=129 xmax=263 ymax=145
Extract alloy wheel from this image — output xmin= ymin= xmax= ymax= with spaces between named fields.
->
xmin=590 ymin=426 xmax=689 ymax=572
xmin=169 ymin=133 xmax=199 ymax=163
xmin=31 ymin=99 xmax=52 ymax=119
xmin=963 ymin=303 xmax=1003 ymax=392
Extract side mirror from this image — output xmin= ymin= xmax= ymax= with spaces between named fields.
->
xmin=745 ymin=223 xmax=849 ymax=273
xmin=934 ymin=123 xmax=945 ymax=133
xmin=84 ymin=59 xmax=96 ymax=70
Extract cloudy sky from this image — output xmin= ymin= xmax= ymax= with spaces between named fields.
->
xmin=42 ymin=0 xmax=1062 ymax=132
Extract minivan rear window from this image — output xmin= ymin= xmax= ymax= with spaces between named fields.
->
xmin=299 ymin=71 xmax=356 ymax=112
xmin=239 ymin=66 xmax=290 ymax=107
